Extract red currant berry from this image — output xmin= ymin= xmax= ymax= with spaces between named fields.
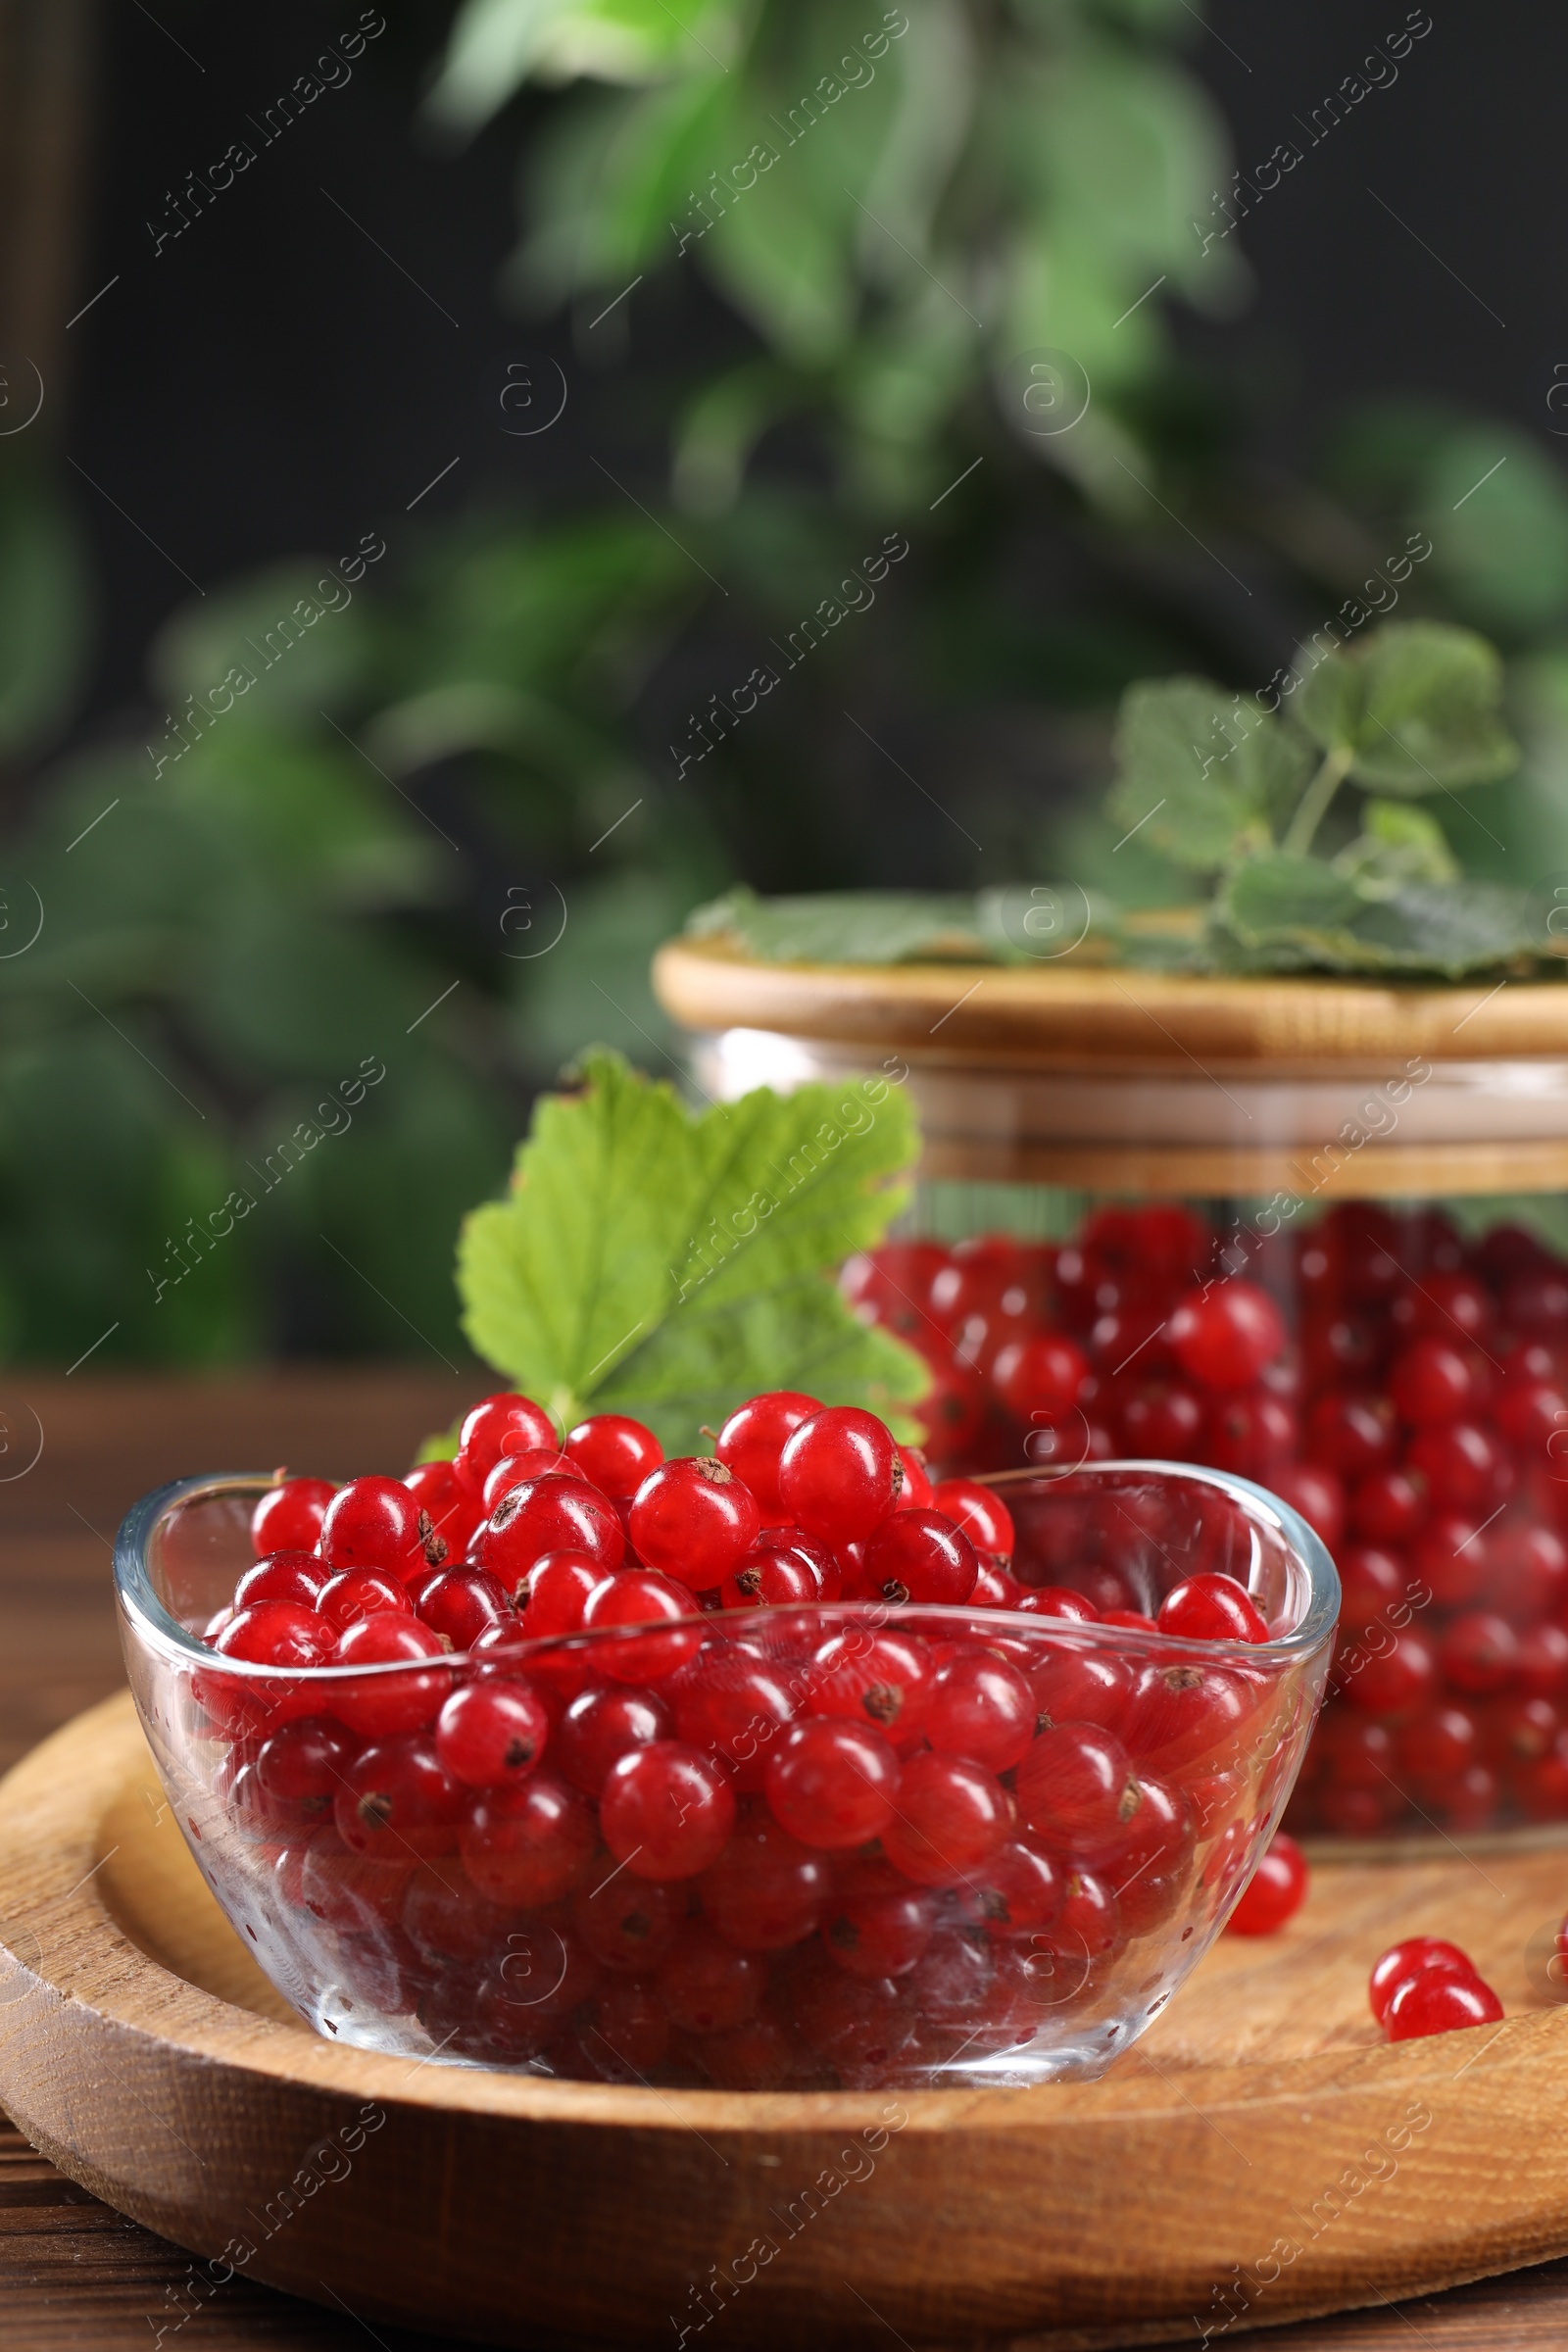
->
xmin=718 ymin=1542 xmax=823 ymax=1610
xmin=1516 ymin=1620 xmax=1568 ymax=1700
xmin=1118 ymin=1377 xmax=1205 ymax=1457
xmin=778 ymin=1406 xmax=902 ymax=1544
xmin=328 ymin=1613 xmax=450 ymax=1740
xmin=563 ymin=1412 xmax=663 ymax=1499
xmin=1167 ymin=1280 xmax=1284 ymax=1391
xmin=581 ymin=1569 xmax=701 ymax=1683
xmin=250 ymin=1475 xmax=335 ymax=1559
xmin=1267 ymin=1461 xmax=1345 ymax=1550
xmin=862 ymin=1507 xmax=978 ymax=1605
xmin=601 ymin=1740 xmax=737 ymax=1879
xmin=215 ymin=1599 xmax=334 ymax=1672
xmin=1017 ymin=1586 xmax=1099 ymax=1624
xmin=789 ymin=1952 xmax=914 ymax=2082
xmin=1304 ymin=1391 xmax=1396 ymax=1479
xmin=516 ymin=1549 xmax=602 ymax=1637
xmin=807 ymin=1631 xmax=933 ymax=1750
xmin=930 ymin=1479 xmax=1014 ymax=1561
xmin=629 ymin=1457 xmax=760 ymax=1592
xmin=670 ymin=1653 xmax=795 ymax=1788
xmin=435 ymin=1677 xmax=550 ymax=1789
xmin=1489 ymin=1521 xmax=1568 ymax=1622
xmin=656 ymin=1921 xmax=764 ymax=2034
xmin=1399 ymin=1702 xmax=1479 ymax=1788
xmin=1157 ymin=1573 xmax=1268 ymax=1644
xmin=971 ymin=1559 xmax=1027 ymax=1609
xmin=459 ymin=1770 xmax=597 ymax=1907
xmin=1390 ymin=1338 xmax=1476 ymax=1426
xmin=415 ymin=1566 xmax=511 ymax=1651
xmin=402 ymin=1460 xmax=483 ymax=1556
xmin=1385 ymin=1970 xmax=1501 ymax=2039
xmin=924 ymin=1648 xmax=1034 ymax=1771
xmin=319 ymin=1476 xmax=438 ymax=1579
xmin=587 ymin=1978 xmax=671 ymax=2076
xmin=992 ymin=1332 xmax=1088 ymax=1423
xmin=713 ymin=1392 xmax=823 ymax=1519
xmin=1224 ymin=1833 xmax=1307 ymax=1936
xmin=1028 ymin=1641 xmax=1132 ymax=1735
xmin=958 ymin=1840 xmax=1063 ymax=1937
xmin=572 ymin=1874 xmax=679 ymax=1974
xmin=482 ymin=1449 xmax=577 ymax=1512
xmin=765 ymin=1718 xmax=900 ymax=1849
xmin=699 ymin=1810 xmax=831 ymax=1950
xmin=480 ymin=1473 xmax=623 ymax=1585
xmin=1405 ymin=1421 xmax=1505 ymax=1512
xmin=333 ymin=1736 xmax=463 ymax=1860
xmin=400 ymin=1866 xmax=513 ymax=1968
xmin=825 ymin=1887 xmax=934 ymax=1980
xmin=1015 ymin=1723 xmax=1138 ymax=1854
xmin=1339 ymin=1626 xmax=1437 ymax=1720
xmin=556 ymin=1684 xmax=671 ymax=1795
xmin=454 ymin=1393 xmax=557 ymax=1497
xmin=317 ymin=1567 xmax=413 ymax=1636
xmin=881 ymin=1751 xmax=1012 ymax=1886
xmin=1119 ymin=1660 xmax=1250 ymax=1770
xmin=1348 ymin=1468 xmax=1428 ymax=1549
xmin=1495 ymin=1378 xmax=1568 ymax=1452
xmin=234 ymin=1551 xmax=328 ymax=1611
xmin=255 ymin=1715 xmax=358 ymax=1810
xmin=1441 ymin=1611 xmax=1519 ymax=1696
xmin=895 ymin=1446 xmax=935 ymax=1510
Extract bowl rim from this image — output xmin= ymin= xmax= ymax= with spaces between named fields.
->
xmin=113 ymin=1459 xmax=1341 ymax=1683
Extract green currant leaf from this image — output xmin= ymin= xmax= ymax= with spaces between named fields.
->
xmin=1333 ymin=800 xmax=1458 ymax=897
xmin=1294 ymin=621 xmax=1519 ymax=794
xmin=453 ymin=1049 xmax=926 ymax=1448
xmin=1105 ymin=679 xmax=1306 ymax=872
xmin=687 ymin=886 xmax=994 ymax=963
xmin=1217 ymin=853 xmax=1360 ymax=945
xmin=1212 ymin=863 xmax=1537 ymax=979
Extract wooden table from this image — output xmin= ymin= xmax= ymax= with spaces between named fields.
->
xmin=1 ymin=1370 xmax=1566 ymax=2352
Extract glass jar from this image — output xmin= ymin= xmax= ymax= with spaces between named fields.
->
xmin=116 ymin=1466 xmax=1333 ymax=2086
xmin=654 ymin=939 xmax=1568 ymax=1840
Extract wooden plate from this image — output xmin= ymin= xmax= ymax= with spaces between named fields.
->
xmin=4 ymin=1694 xmax=1568 ymax=2351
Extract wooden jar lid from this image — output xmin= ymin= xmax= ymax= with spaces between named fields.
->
xmin=653 ymin=938 xmax=1568 ymax=1077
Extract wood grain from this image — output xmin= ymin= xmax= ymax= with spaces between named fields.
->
xmin=1 ymin=1375 xmax=1567 ymax=2350
xmin=652 ymin=937 xmax=1568 ymax=1072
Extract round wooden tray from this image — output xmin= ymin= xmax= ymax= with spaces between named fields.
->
xmin=5 ymin=1693 xmax=1568 ymax=2351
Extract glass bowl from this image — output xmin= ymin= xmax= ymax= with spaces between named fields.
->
xmin=115 ymin=1462 xmax=1337 ymax=2089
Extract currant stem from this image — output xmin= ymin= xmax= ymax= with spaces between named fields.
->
xmin=1282 ymin=743 xmax=1353 ymax=857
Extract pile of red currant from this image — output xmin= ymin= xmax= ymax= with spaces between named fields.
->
xmin=1369 ymin=1936 xmax=1502 ymax=2039
xmin=196 ymin=1390 xmax=1302 ymax=2086
xmin=845 ymin=1200 xmax=1568 ymax=1836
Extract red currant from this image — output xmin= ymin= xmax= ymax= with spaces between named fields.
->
xmin=670 ymin=1653 xmax=795 ymax=1788
xmin=992 ymin=1333 xmax=1088 ymax=1422
xmin=881 ymin=1751 xmax=1012 ymax=1886
xmin=1015 ymin=1723 xmax=1137 ymax=1853
xmin=764 ymin=1718 xmax=900 ymax=1849
xmin=402 ymin=1460 xmax=483 ymax=1556
xmin=713 ymin=1392 xmax=823 ymax=1519
xmin=862 ymin=1507 xmax=978 ymax=1605
xmin=334 ymin=1736 xmax=463 ymax=1860
xmin=600 ymin=1741 xmax=737 ymax=1879
xmin=482 ymin=1448 xmax=577 ymax=1511
xmin=629 ymin=1457 xmax=760 ymax=1591
xmin=234 ymin=1551 xmax=327 ymax=1611
xmin=1385 ymin=1970 xmax=1501 ymax=2039
xmin=1440 ymin=1611 xmax=1518 ymax=1695
xmin=328 ymin=1613 xmax=450 ymax=1740
xmin=699 ymin=1809 xmax=831 ymax=1950
xmin=1224 ymin=1833 xmax=1307 ymax=1936
xmin=778 ymin=1406 xmax=902 ymax=1543
xmin=807 ymin=1631 xmax=933 ymax=1750
xmin=481 ymin=1473 xmax=623 ymax=1584
xmin=318 ymin=1567 xmax=413 ymax=1635
xmin=459 ymin=1770 xmax=597 ymax=1906
xmin=415 ymin=1567 xmax=511 ymax=1651
xmin=1168 ymin=1280 xmax=1284 ymax=1391
xmin=572 ymin=1874 xmax=679 ymax=1974
xmin=250 ymin=1475 xmax=335 ymax=1558
xmin=454 ymin=1393 xmax=556 ymax=1496
xmin=255 ymin=1714 xmax=357 ymax=1810
xmin=564 ymin=1412 xmax=663 ymax=1498
xmin=516 ymin=1550 xmax=602 ymax=1637
xmin=581 ymin=1569 xmax=701 ymax=1683
xmin=924 ymin=1648 xmax=1034 ymax=1771
xmin=435 ymin=1677 xmax=550 ymax=1788
xmin=930 ymin=1479 xmax=1014 ymax=1560
xmin=556 ymin=1683 xmax=671 ymax=1795
xmin=657 ymin=1921 xmax=764 ymax=2034
xmin=320 ymin=1476 xmax=439 ymax=1579
xmin=1157 ymin=1574 xmax=1268 ymax=1644
xmin=824 ymin=1888 xmax=934 ymax=1980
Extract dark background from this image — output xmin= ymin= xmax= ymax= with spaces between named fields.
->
xmin=57 ymin=0 xmax=1561 ymax=743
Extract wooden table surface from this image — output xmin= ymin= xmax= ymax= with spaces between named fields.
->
xmin=1 ymin=1369 xmax=1567 ymax=2352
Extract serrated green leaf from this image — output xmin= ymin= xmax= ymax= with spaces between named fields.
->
xmin=456 ymin=1050 xmax=926 ymax=1448
xmin=1294 ymin=622 xmax=1519 ymax=794
xmin=686 ymin=886 xmax=993 ymax=963
xmin=1334 ymin=800 xmax=1458 ymax=897
xmin=1219 ymin=854 xmax=1360 ymax=944
xmin=1106 ymin=678 xmax=1302 ymax=871
xmin=1212 ymin=873 xmax=1538 ymax=980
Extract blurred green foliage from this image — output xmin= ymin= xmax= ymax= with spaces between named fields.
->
xmin=7 ymin=2 xmax=1568 ymax=1365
